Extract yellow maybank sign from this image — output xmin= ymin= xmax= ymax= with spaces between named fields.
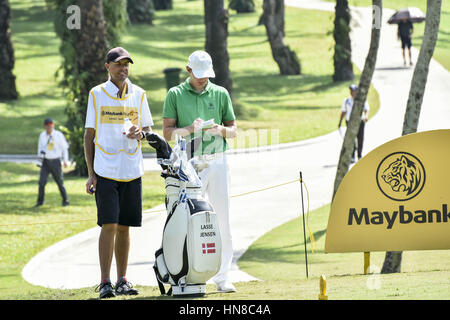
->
xmin=325 ymin=129 xmax=450 ymax=253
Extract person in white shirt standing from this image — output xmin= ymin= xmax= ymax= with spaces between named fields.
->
xmin=338 ymin=84 xmax=370 ymax=163
xmin=35 ymin=118 xmax=69 ymax=207
xmin=84 ymin=47 xmax=153 ymax=299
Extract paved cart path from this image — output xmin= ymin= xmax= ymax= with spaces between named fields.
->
xmin=22 ymin=1 xmax=450 ymax=289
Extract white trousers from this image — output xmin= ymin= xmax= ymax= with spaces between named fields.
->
xmin=197 ymin=153 xmax=233 ymax=284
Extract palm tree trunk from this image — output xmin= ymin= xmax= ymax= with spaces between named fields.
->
xmin=333 ymin=0 xmax=354 ymax=81
xmin=262 ymin=0 xmax=301 ymax=75
xmin=382 ymin=0 xmax=442 ymax=274
xmin=0 ymin=0 xmax=18 ymax=100
xmin=332 ymin=0 xmax=382 ymax=199
xmin=229 ymin=0 xmax=255 ymax=13
xmin=76 ymin=0 xmax=109 ymax=122
xmin=127 ymin=0 xmax=155 ymax=24
xmin=204 ymin=0 xmax=233 ymax=95
xmin=153 ymin=0 xmax=172 ymax=10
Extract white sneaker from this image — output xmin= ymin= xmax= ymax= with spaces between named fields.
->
xmin=216 ymin=280 xmax=236 ymax=293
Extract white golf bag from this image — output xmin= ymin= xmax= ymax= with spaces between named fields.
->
xmin=146 ymin=133 xmax=222 ymax=297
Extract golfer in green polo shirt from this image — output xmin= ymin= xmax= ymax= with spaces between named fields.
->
xmin=162 ymin=50 xmax=237 ymax=293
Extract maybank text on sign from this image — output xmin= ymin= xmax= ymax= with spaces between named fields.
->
xmin=325 ymin=130 xmax=450 ymax=253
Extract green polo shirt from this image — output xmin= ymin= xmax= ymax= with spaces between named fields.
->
xmin=163 ymin=77 xmax=236 ymax=155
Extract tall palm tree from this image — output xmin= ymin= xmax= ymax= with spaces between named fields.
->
xmin=76 ymin=0 xmax=109 ymax=114
xmin=0 ymin=0 xmax=18 ymax=100
xmin=333 ymin=0 xmax=354 ymax=81
xmin=46 ymin=0 xmax=111 ymax=175
xmin=204 ymin=0 xmax=233 ymax=95
xmin=382 ymin=0 xmax=442 ymax=274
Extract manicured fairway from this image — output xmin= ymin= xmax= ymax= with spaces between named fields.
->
xmin=0 ymin=162 xmax=165 ymax=299
xmin=2 ymin=167 xmax=448 ymax=301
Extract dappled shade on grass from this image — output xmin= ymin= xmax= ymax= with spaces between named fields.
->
xmin=0 ymin=162 xmax=165 ymax=299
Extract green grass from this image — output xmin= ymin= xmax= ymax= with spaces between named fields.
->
xmin=237 ymin=204 xmax=450 ymax=299
xmin=0 ymin=0 xmax=65 ymax=154
xmin=0 ymin=162 xmax=165 ymax=299
xmin=1 ymin=164 xmax=448 ymax=299
xmin=1 ymin=0 xmax=379 ymax=154
xmin=326 ymin=0 xmax=450 ymax=71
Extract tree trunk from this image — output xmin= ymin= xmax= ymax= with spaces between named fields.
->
xmin=332 ymin=0 xmax=382 ymax=199
xmin=76 ymin=0 xmax=109 ymax=124
xmin=382 ymin=0 xmax=442 ymax=274
xmin=103 ymin=0 xmax=128 ymax=45
xmin=48 ymin=0 xmax=110 ymax=175
xmin=153 ymin=0 xmax=172 ymax=10
xmin=204 ymin=0 xmax=233 ymax=95
xmin=229 ymin=0 xmax=255 ymax=13
xmin=0 ymin=0 xmax=18 ymax=100
xmin=333 ymin=0 xmax=354 ymax=81
xmin=127 ymin=0 xmax=155 ymax=24
xmin=68 ymin=0 xmax=109 ymax=176
xmin=381 ymin=251 xmax=402 ymax=273
xmin=262 ymin=0 xmax=300 ymax=75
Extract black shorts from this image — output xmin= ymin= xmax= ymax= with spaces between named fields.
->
xmin=401 ymin=36 xmax=412 ymax=49
xmin=95 ymin=175 xmax=142 ymax=227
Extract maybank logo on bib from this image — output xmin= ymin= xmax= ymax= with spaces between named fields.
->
xmin=100 ymin=106 xmax=139 ymax=125
xmin=325 ymin=130 xmax=450 ymax=253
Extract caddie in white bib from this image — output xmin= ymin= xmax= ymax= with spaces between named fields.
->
xmin=84 ymin=47 xmax=153 ymax=299
xmin=86 ymin=77 xmax=153 ymax=181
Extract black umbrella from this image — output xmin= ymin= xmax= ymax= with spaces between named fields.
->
xmin=388 ymin=7 xmax=426 ymax=24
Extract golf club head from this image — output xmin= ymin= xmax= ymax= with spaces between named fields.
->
xmin=145 ymin=132 xmax=172 ymax=161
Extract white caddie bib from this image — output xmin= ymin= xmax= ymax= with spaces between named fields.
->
xmin=90 ymin=80 xmax=147 ymax=181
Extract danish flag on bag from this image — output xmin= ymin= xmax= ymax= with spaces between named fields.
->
xmin=202 ymin=243 xmax=216 ymax=254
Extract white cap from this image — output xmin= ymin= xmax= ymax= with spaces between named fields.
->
xmin=187 ymin=50 xmax=215 ymax=78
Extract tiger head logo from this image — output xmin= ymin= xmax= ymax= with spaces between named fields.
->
xmin=376 ymin=152 xmax=425 ymax=201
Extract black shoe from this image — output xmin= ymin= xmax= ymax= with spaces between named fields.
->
xmin=95 ymin=282 xmax=116 ymax=299
xmin=62 ymin=200 xmax=70 ymax=207
xmin=34 ymin=202 xmax=43 ymax=208
xmin=115 ymin=278 xmax=139 ymax=296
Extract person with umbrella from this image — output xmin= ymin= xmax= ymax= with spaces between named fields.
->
xmin=388 ymin=8 xmax=426 ymax=67
xmin=398 ymin=18 xmax=414 ymax=66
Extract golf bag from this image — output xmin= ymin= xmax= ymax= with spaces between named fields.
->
xmin=146 ymin=133 xmax=222 ymax=297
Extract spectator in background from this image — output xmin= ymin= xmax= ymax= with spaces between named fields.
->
xmin=398 ymin=18 xmax=414 ymax=66
xmin=35 ymin=118 xmax=69 ymax=207
xmin=338 ymin=84 xmax=369 ymax=163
